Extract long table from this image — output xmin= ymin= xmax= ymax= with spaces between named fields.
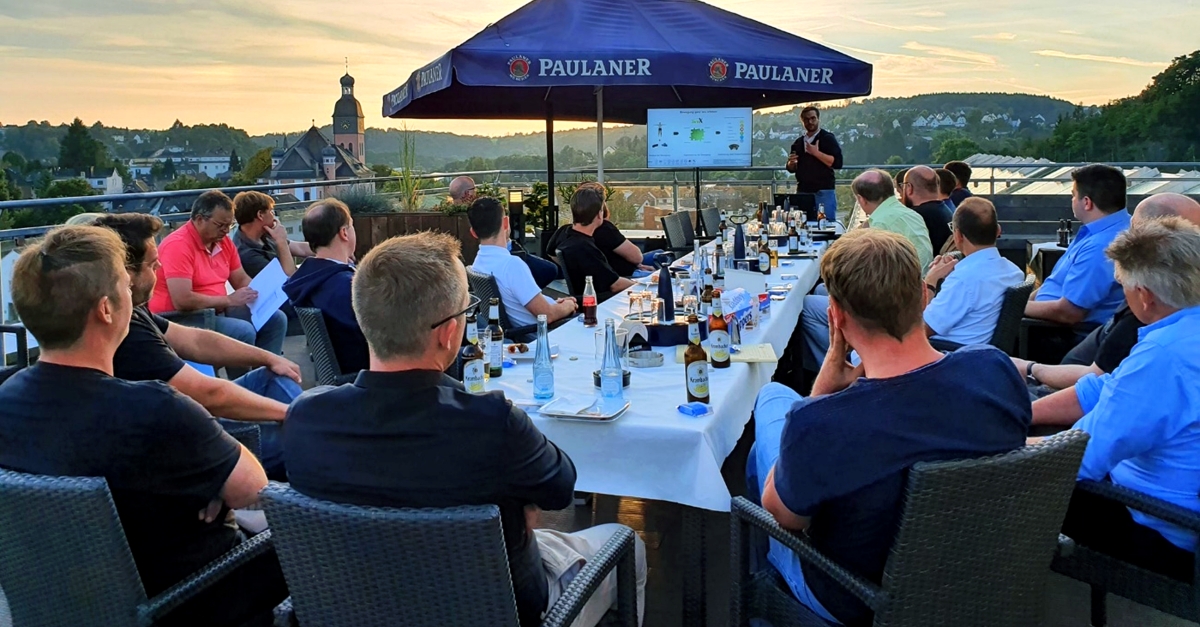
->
xmin=483 ymin=239 xmax=826 ymax=625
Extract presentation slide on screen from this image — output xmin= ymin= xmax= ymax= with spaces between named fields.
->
xmin=646 ymin=108 xmax=752 ymax=168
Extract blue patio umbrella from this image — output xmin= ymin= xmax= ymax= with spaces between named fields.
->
xmin=383 ymin=0 xmax=872 ymax=204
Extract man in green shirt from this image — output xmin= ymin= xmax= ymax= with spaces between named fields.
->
xmin=855 ymin=169 xmax=933 ymax=270
xmin=796 ymin=169 xmax=933 ymax=372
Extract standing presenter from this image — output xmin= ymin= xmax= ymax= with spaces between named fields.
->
xmin=786 ymin=106 xmax=844 ymax=223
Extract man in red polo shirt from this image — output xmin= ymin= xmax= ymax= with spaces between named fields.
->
xmin=149 ymin=190 xmax=288 ymax=355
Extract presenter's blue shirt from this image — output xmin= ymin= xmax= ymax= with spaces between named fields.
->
xmin=1034 ymin=209 xmax=1131 ymax=324
xmin=1074 ymin=306 xmax=1200 ymax=551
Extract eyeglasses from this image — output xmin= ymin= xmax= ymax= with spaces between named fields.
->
xmin=429 ymin=293 xmax=481 ymax=330
xmin=207 ymin=217 xmax=234 ymax=232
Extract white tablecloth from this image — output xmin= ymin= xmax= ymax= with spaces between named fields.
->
xmin=487 ymin=244 xmax=823 ymax=512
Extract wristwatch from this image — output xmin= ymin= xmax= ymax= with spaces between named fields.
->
xmin=1025 ymin=362 xmax=1040 ymax=386
xmin=925 ymin=278 xmax=944 ymax=294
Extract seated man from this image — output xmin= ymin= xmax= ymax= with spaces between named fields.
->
xmin=900 ymin=165 xmax=954 ymax=258
xmin=467 ymin=197 xmax=577 ymax=329
xmin=149 ymin=190 xmax=287 ymax=355
xmin=547 ymin=182 xmax=658 ymax=277
xmin=0 ymin=225 xmax=286 ymax=626
xmin=935 ymin=168 xmax=959 ymax=208
xmin=1013 ymin=193 xmax=1200 ymax=396
xmin=451 ymin=175 xmax=560 ymax=289
xmin=749 ymin=229 xmax=1029 ymax=626
xmin=94 ymin=213 xmax=302 ymax=479
xmin=1030 ymin=216 xmax=1200 ymax=581
xmin=283 ymin=198 xmax=370 ymax=374
xmin=944 ymin=160 xmax=974 ymax=207
xmin=231 ymin=190 xmax=311 ymax=277
xmin=1026 ymin=164 xmax=1130 ymax=327
xmin=284 ymin=232 xmax=646 ymax=627
xmin=921 ymin=197 xmax=1025 ymax=346
xmin=554 ymin=185 xmax=636 ymax=301
xmin=798 ymin=170 xmax=933 ymax=370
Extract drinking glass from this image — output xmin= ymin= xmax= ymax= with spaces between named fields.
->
xmin=682 ymin=295 xmax=698 ymax=316
xmin=736 ymin=261 xmax=750 ymax=273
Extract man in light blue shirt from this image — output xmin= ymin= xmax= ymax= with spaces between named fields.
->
xmin=1031 ymin=216 xmax=1200 ymax=580
xmin=1026 ymin=164 xmax=1131 ymax=326
xmin=922 ymin=198 xmax=1025 ymax=346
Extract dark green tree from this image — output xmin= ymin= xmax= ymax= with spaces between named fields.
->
xmin=933 ymin=137 xmax=982 ymax=163
xmin=57 ymin=118 xmax=107 ymax=172
xmin=230 ymin=147 xmax=273 ymax=185
xmin=228 ymin=150 xmax=241 ymax=173
xmin=163 ymin=158 xmax=176 ymax=179
xmin=2 ymin=178 xmax=98 ymax=229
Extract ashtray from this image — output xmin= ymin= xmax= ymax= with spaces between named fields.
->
xmin=592 ymin=369 xmax=632 ymax=388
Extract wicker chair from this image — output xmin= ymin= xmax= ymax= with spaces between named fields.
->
xmin=0 ymin=468 xmax=274 ymax=627
xmin=660 ymin=213 xmax=691 ymax=254
xmin=1018 ymin=316 xmax=1103 ymax=362
xmin=730 ymin=430 xmax=1089 ymax=627
xmin=466 ymin=268 xmax=536 ymax=341
xmin=1053 ymin=480 xmax=1200 ymax=626
xmin=0 ymin=323 xmax=30 ymax=386
xmin=260 ymin=483 xmax=638 ymax=627
xmin=219 ymin=421 xmax=262 ymax=459
xmin=158 ymin=308 xmax=217 ymax=331
xmin=928 ymin=279 xmax=1035 ymax=356
xmin=295 ymin=306 xmax=357 ymax=386
xmin=700 ymin=207 xmax=723 ymax=238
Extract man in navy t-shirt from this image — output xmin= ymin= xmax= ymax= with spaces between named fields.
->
xmin=748 ymin=229 xmax=1030 ymax=625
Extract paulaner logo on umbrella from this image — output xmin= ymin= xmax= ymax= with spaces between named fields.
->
xmin=508 ymin=56 xmax=532 ymax=81
xmin=708 ymin=58 xmax=728 ymax=82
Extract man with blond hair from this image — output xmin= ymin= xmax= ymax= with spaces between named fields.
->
xmin=0 ymin=226 xmax=287 ymax=625
xmin=1031 ymin=216 xmax=1200 ymax=581
xmin=748 ymin=229 xmax=1029 ymax=625
xmin=284 ymin=231 xmax=646 ymax=627
xmin=231 ymin=190 xmax=311 ymax=277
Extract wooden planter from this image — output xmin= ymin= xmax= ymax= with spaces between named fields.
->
xmin=352 ymin=212 xmax=479 ymax=265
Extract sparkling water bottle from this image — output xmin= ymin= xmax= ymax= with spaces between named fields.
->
xmin=600 ymin=319 xmax=623 ymax=399
xmin=532 ymin=315 xmax=554 ymax=401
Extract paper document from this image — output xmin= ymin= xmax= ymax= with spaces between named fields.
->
xmin=674 ymin=343 xmax=778 ymax=364
xmin=247 ymin=258 xmax=289 ymax=331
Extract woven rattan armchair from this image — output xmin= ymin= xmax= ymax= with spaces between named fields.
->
xmin=0 ymin=468 xmax=274 ymax=627
xmin=0 ymin=323 xmax=29 ymax=386
xmin=1053 ymin=480 xmax=1200 ymax=626
xmin=730 ymin=430 xmax=1089 ymax=627
xmin=294 ymin=306 xmax=357 ymax=386
xmin=260 ymin=483 xmax=637 ymax=627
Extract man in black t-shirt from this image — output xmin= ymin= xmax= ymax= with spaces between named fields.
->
xmin=554 ymin=186 xmax=637 ymax=300
xmin=787 ymin=106 xmax=844 ymax=223
xmin=901 ymin=166 xmax=954 ymax=260
xmin=95 ymin=214 xmax=303 ymax=479
xmin=547 ymin=206 xmax=655 ymax=278
xmin=0 ymin=226 xmax=286 ymax=626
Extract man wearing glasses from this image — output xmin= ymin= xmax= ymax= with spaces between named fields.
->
xmin=149 ymin=190 xmax=288 ymax=356
xmin=284 ymin=232 xmax=647 ymax=627
xmin=786 ymin=106 xmax=843 ymax=223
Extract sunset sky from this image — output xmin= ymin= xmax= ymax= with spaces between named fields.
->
xmin=1 ymin=0 xmax=1195 ymax=136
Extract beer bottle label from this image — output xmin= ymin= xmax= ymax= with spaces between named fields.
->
xmin=710 ymin=330 xmax=730 ymax=362
xmin=789 ymin=235 xmax=798 ymax=251
xmin=759 ymin=252 xmax=770 ymax=271
xmin=489 ymin=338 xmax=503 ymax=368
xmin=463 ymin=360 xmax=485 ymax=393
xmin=688 ymin=323 xmax=701 ymax=345
xmin=686 ymin=361 xmax=710 ymax=399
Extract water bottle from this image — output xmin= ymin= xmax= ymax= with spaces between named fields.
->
xmin=657 ymin=264 xmax=675 ymax=321
xmin=532 ymin=315 xmax=554 ymax=401
xmin=600 ymin=319 xmax=623 ymax=399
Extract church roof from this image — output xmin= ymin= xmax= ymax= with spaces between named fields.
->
xmin=266 ymin=126 xmax=370 ymax=181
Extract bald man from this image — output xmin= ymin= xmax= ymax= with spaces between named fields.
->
xmin=922 ymin=197 xmax=1025 ymax=346
xmin=1014 ymin=193 xmax=1200 ymax=396
xmin=451 ymin=176 xmax=562 ymax=288
xmin=903 ymin=166 xmax=954 ymax=258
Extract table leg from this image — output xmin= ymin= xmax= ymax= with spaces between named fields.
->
xmin=681 ymin=505 xmax=707 ymax=627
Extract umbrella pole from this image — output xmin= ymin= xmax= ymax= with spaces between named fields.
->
xmin=545 ymin=101 xmax=556 ymax=255
xmin=596 ymin=87 xmax=604 ymax=184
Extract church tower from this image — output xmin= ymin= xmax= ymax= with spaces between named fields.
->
xmin=332 ymin=73 xmax=365 ymax=162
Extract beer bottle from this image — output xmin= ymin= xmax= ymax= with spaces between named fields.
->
xmin=582 ymin=276 xmax=598 ymax=327
xmin=684 ymin=313 xmax=711 ymax=404
xmin=769 ymin=241 xmax=780 ymax=268
xmin=817 ymin=203 xmax=828 ymax=230
xmin=700 ymin=271 xmax=714 ymax=317
xmin=459 ymin=311 xmax=485 ymax=393
xmin=709 ymin=290 xmax=730 ymax=369
xmin=486 ymin=298 xmax=504 ymax=378
xmin=788 ymin=219 xmax=800 ymax=255
xmin=712 ymin=235 xmax=725 ymax=289
xmin=757 ymin=232 xmax=771 ymax=276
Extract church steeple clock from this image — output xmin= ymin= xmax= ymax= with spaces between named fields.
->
xmin=332 ymin=73 xmax=365 ymax=162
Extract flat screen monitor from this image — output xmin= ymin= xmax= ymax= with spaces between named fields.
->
xmin=646 ymin=107 xmax=752 ymax=169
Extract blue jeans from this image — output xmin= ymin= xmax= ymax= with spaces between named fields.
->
xmin=642 ymin=250 xmax=664 ymax=268
xmin=800 ymin=294 xmax=831 ymax=372
xmin=813 ymin=189 xmax=838 ymax=223
xmin=216 ymin=306 xmax=287 ymax=355
xmin=747 ymin=383 xmax=841 ymax=624
xmin=521 ymin=253 xmax=561 ymax=289
xmin=231 ymin=366 xmax=302 ymax=479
